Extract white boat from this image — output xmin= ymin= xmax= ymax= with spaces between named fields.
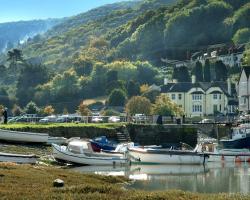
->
xmin=52 ymin=140 xmax=127 ymax=166
xmin=0 ymin=129 xmax=49 ymax=143
xmin=0 ymin=152 xmax=38 ymax=164
xmin=47 ymin=136 xmax=67 ymax=145
xmin=127 ymin=147 xmax=208 ymax=165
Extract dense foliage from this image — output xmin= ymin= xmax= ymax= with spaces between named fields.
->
xmin=0 ymin=0 xmax=250 ymax=114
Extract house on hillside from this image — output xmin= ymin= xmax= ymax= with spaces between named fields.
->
xmin=191 ymin=44 xmax=244 ymax=68
xmin=161 ymin=78 xmax=237 ymax=117
xmin=238 ymin=67 xmax=250 ymax=113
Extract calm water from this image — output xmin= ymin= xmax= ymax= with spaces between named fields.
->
xmin=72 ymin=163 xmax=250 ymax=194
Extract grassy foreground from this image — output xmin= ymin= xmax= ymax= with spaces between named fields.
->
xmin=0 ymin=163 xmax=249 ymax=200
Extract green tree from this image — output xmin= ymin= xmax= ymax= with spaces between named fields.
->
xmin=152 ymin=94 xmax=184 ymax=116
xmin=106 ymin=70 xmax=118 ymax=84
xmin=233 ymin=28 xmax=250 ymax=44
xmin=135 ymin=61 xmax=158 ymax=84
xmin=204 ymin=59 xmax=211 ymax=82
xmin=127 ymin=80 xmax=140 ymax=98
xmin=172 ymin=66 xmax=191 ymax=82
xmin=193 ymin=61 xmax=203 ymax=82
xmin=24 ymin=101 xmax=40 ymax=114
xmin=125 ymin=96 xmax=152 ymax=115
xmin=214 ymin=60 xmax=228 ymax=81
xmin=0 ymin=87 xmax=10 ymax=108
xmin=16 ymin=63 xmax=50 ymax=106
xmin=108 ymin=89 xmax=127 ymax=107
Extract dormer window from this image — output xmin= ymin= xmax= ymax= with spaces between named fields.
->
xmin=213 ymin=94 xmax=217 ymax=99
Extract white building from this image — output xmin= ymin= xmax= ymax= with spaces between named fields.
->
xmin=161 ymin=80 xmax=237 ymax=117
xmin=238 ymin=67 xmax=250 ymax=113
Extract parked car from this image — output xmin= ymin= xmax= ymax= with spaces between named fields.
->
xmin=199 ymin=119 xmax=214 ymax=124
xmin=133 ymin=114 xmax=147 ymax=123
xmin=108 ymin=116 xmax=120 ymax=123
xmin=91 ymin=116 xmax=103 ymax=123
xmin=39 ymin=115 xmax=57 ymax=123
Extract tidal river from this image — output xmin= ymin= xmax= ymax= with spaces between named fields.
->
xmin=72 ymin=162 xmax=250 ymax=194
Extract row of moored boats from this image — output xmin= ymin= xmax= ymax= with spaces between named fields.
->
xmin=1 ymin=123 xmax=250 ymax=165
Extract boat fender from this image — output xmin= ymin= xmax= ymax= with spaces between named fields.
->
xmin=221 ymin=155 xmax=224 ymax=161
xmin=247 ymin=158 xmax=250 ymax=163
xmin=113 ymin=161 xmax=116 ymax=166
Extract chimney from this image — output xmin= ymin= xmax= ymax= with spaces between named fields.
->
xmin=164 ymin=77 xmax=168 ymax=85
xmin=191 ymin=75 xmax=196 ymax=84
xmin=227 ymin=78 xmax=231 ymax=96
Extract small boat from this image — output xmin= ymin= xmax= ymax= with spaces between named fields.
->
xmin=0 ymin=129 xmax=49 ymax=143
xmin=220 ymin=124 xmax=250 ymax=149
xmin=90 ymin=136 xmax=117 ymax=152
xmin=52 ymin=139 xmax=127 ymax=166
xmin=0 ymin=152 xmax=38 ymax=164
xmin=47 ymin=136 xmax=67 ymax=145
xmin=127 ymin=146 xmax=208 ymax=165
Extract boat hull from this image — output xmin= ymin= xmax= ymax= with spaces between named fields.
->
xmin=207 ymin=149 xmax=250 ymax=162
xmin=0 ymin=129 xmax=48 ymax=143
xmin=220 ymin=136 xmax=250 ymax=149
xmin=52 ymin=144 xmax=127 ymax=166
xmin=128 ymin=148 xmax=207 ymax=165
xmin=0 ymin=152 xmax=38 ymax=164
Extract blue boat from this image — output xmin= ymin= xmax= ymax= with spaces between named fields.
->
xmin=220 ymin=124 xmax=250 ymax=149
xmin=90 ymin=136 xmax=117 ymax=152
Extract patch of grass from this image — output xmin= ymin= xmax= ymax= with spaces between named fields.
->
xmin=0 ymin=164 xmax=249 ymax=200
xmin=0 ymin=143 xmax=52 ymax=156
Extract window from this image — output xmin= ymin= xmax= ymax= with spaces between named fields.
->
xmin=178 ymin=94 xmax=182 ymax=100
xmin=213 ymin=105 xmax=218 ymax=112
xmin=192 ymin=94 xmax=202 ymax=100
xmin=192 ymin=105 xmax=202 ymax=112
xmin=219 ymin=94 xmax=221 ymax=99
xmin=213 ymin=94 xmax=217 ymax=99
xmin=171 ymin=94 xmax=175 ymax=100
xmin=219 ymin=104 xmax=221 ymax=111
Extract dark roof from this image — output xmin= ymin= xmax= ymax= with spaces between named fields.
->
xmin=161 ymin=81 xmax=230 ymax=96
xmin=243 ymin=66 xmax=250 ymax=78
xmin=167 ymin=82 xmax=193 ymax=93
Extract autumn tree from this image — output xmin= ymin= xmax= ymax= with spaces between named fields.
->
xmin=78 ymin=101 xmax=91 ymax=116
xmin=125 ymin=96 xmax=152 ymax=115
xmin=43 ymin=105 xmax=55 ymax=115
xmin=11 ymin=104 xmax=22 ymax=116
xmin=152 ymin=94 xmax=184 ymax=116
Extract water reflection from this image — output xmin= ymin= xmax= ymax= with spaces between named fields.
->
xmin=71 ymin=162 xmax=250 ymax=194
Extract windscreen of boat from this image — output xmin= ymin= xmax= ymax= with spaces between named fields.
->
xmin=68 ymin=141 xmax=89 ymax=154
